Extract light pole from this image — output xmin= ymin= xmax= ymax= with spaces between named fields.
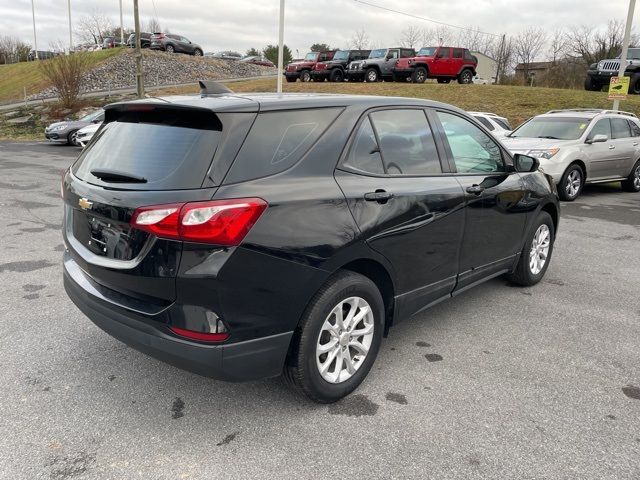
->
xmin=133 ymin=0 xmax=144 ymax=98
xmin=30 ymin=0 xmax=38 ymax=59
xmin=119 ymin=0 xmax=124 ymax=45
xmin=277 ymin=0 xmax=285 ymax=94
xmin=613 ymin=0 xmax=636 ymax=111
xmin=67 ymin=0 xmax=72 ymax=54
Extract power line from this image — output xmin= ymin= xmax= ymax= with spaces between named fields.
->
xmin=353 ymin=0 xmax=501 ymax=38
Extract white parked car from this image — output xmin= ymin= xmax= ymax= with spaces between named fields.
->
xmin=76 ymin=122 xmax=102 ymax=148
xmin=502 ymin=109 xmax=640 ymax=200
xmin=469 ymin=111 xmax=512 ymax=137
xmin=472 ymin=76 xmax=490 ymax=85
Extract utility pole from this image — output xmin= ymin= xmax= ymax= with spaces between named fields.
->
xmin=119 ymin=0 xmax=124 ymax=45
xmin=277 ymin=0 xmax=285 ymax=94
xmin=613 ymin=0 xmax=636 ymax=111
xmin=495 ymin=34 xmax=506 ymax=85
xmin=30 ymin=0 xmax=38 ymax=60
xmin=133 ymin=0 xmax=144 ymax=98
xmin=67 ymin=0 xmax=72 ymax=54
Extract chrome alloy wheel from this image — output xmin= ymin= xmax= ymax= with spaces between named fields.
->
xmin=529 ymin=224 xmax=551 ymax=275
xmin=565 ymin=169 xmax=582 ymax=198
xmin=634 ymin=165 xmax=640 ymax=189
xmin=316 ymin=297 xmax=375 ymax=384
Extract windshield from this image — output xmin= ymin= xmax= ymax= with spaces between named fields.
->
xmin=304 ymin=52 xmax=319 ymax=61
xmin=333 ymin=50 xmax=350 ymax=60
xmin=369 ymin=49 xmax=387 ymax=59
xmin=509 ymin=117 xmax=591 ymax=140
xmin=627 ymin=48 xmax=640 ymax=60
xmin=80 ymin=110 xmax=103 ymax=122
xmin=418 ymin=47 xmax=437 ymax=56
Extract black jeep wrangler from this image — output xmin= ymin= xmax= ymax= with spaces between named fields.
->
xmin=585 ymin=47 xmax=640 ymax=93
xmin=311 ymin=49 xmax=371 ymax=82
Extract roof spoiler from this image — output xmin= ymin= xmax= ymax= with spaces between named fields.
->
xmin=199 ymin=80 xmax=233 ymax=96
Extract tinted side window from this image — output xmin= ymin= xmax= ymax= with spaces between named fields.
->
xmin=494 ymin=118 xmax=512 ymax=130
xmin=453 ymin=48 xmax=463 ymax=59
xmin=387 ymin=50 xmax=399 ymax=59
xmin=437 ymin=111 xmax=504 ymax=173
xmin=630 ymin=120 xmax=640 ymax=137
xmin=438 ymin=48 xmax=450 ymax=59
xmin=464 ymin=50 xmax=474 ymax=60
xmin=611 ymin=118 xmax=631 ymax=139
xmin=588 ymin=119 xmax=611 ymax=140
xmin=474 ymin=116 xmax=495 ymax=131
xmin=225 ymin=108 xmax=341 ymax=183
xmin=370 ymin=109 xmax=442 ymax=175
xmin=401 ymin=49 xmax=414 ymax=58
xmin=343 ymin=117 xmax=384 ymax=174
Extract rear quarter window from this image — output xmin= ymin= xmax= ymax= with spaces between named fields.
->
xmin=224 ymin=108 xmax=342 ymax=184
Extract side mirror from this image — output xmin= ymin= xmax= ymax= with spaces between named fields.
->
xmin=386 ymin=54 xmax=393 ymax=60
xmin=586 ymin=134 xmax=608 ymax=144
xmin=513 ymin=153 xmax=539 ymax=173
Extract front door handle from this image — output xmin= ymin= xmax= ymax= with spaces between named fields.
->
xmin=633 ymin=142 xmax=639 ymax=146
xmin=609 ymin=145 xmax=616 ymax=150
xmin=466 ymin=184 xmax=485 ymax=195
xmin=364 ymin=190 xmax=394 ymax=203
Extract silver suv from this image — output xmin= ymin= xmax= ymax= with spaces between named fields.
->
xmin=502 ymin=109 xmax=640 ymax=200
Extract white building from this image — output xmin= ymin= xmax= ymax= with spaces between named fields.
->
xmin=471 ymin=52 xmax=498 ymax=84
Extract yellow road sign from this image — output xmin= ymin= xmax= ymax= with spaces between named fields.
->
xmin=608 ymin=76 xmax=630 ymax=100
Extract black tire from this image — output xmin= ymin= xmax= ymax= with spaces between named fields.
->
xmin=621 ymin=159 xmax=640 ymax=192
xmin=284 ymin=271 xmax=385 ymax=403
xmin=411 ymin=66 xmax=427 ymax=84
xmin=329 ymin=68 xmax=344 ymax=82
xmin=300 ymin=70 xmax=311 ymax=82
xmin=365 ymin=68 xmax=379 ymax=82
xmin=559 ymin=164 xmax=584 ymax=201
xmin=67 ymin=130 xmax=78 ymax=146
xmin=630 ymin=73 xmax=640 ymax=94
xmin=584 ymin=75 xmax=601 ymax=91
xmin=457 ymin=69 xmax=473 ymax=84
xmin=506 ymin=211 xmax=555 ymax=287
xmin=193 ymin=48 xmax=203 ymax=57
xmin=165 ymin=45 xmax=175 ymax=53
xmin=437 ymin=78 xmax=451 ymax=84
xmin=285 ymin=76 xmax=296 ymax=83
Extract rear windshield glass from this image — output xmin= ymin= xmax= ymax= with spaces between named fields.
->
xmin=509 ymin=117 xmax=590 ymax=140
xmin=72 ymin=108 xmax=221 ymax=190
xmin=224 ymin=108 xmax=342 ymax=184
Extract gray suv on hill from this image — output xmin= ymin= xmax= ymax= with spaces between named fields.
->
xmin=502 ymin=109 xmax=640 ymax=200
xmin=346 ymin=47 xmax=415 ymax=82
xmin=585 ymin=48 xmax=640 ymax=93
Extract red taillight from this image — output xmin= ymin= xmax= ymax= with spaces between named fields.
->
xmin=131 ymin=198 xmax=267 ymax=245
xmin=170 ymin=326 xmax=229 ymax=343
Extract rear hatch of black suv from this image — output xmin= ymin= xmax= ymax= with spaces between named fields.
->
xmin=62 ymin=99 xmax=259 ymax=312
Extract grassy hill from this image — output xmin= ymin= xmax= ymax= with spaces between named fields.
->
xmin=0 ymin=48 xmax=123 ymax=104
xmin=157 ymin=78 xmax=640 ymax=128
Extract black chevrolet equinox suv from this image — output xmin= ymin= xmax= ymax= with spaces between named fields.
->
xmin=62 ymin=87 xmax=559 ymax=403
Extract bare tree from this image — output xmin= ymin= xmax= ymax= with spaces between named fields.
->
xmin=488 ymin=35 xmax=515 ymax=83
xmin=548 ymin=28 xmax=567 ymax=64
xmin=40 ymin=53 xmax=90 ymax=108
xmin=422 ymin=26 xmax=454 ymax=46
xmin=146 ymin=17 xmax=162 ymax=33
xmin=458 ymin=26 xmax=495 ymax=55
xmin=565 ymin=20 xmax=635 ymax=66
xmin=514 ymin=27 xmax=547 ymax=81
xmin=350 ymin=28 xmax=369 ymax=49
xmin=76 ymin=11 xmax=113 ymax=45
xmin=399 ymin=25 xmax=423 ymax=49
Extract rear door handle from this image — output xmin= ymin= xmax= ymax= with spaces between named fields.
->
xmin=633 ymin=142 xmax=639 ymax=146
xmin=466 ymin=185 xmax=485 ymax=195
xmin=364 ymin=190 xmax=394 ymax=203
xmin=609 ymin=145 xmax=616 ymax=150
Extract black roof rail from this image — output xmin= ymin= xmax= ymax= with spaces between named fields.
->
xmin=199 ymin=80 xmax=233 ymax=96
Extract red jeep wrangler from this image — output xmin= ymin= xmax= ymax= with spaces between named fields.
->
xmin=284 ymin=51 xmax=336 ymax=82
xmin=393 ymin=46 xmax=477 ymax=84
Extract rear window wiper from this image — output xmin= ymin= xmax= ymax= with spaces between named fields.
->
xmin=90 ymin=168 xmax=147 ymax=183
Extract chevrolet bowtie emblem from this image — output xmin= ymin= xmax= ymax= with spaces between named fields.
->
xmin=78 ymin=198 xmax=93 ymax=210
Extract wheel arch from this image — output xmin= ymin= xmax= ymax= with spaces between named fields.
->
xmin=566 ymin=159 xmax=588 ymax=181
xmin=540 ymin=202 xmax=559 ymax=234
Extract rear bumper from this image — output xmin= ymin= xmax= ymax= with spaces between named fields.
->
xmin=63 ymin=253 xmax=293 ymax=382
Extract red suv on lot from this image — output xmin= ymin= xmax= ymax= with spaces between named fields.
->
xmin=284 ymin=51 xmax=336 ymax=82
xmin=393 ymin=46 xmax=477 ymax=84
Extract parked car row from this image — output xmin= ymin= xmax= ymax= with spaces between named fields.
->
xmin=285 ymin=46 xmax=478 ymax=84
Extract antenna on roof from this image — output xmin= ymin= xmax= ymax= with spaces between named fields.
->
xmin=199 ymin=80 xmax=233 ymax=96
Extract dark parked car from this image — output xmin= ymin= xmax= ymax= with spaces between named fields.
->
xmin=346 ymin=47 xmax=416 ymax=82
xmin=62 ymin=89 xmax=559 ymax=403
xmin=127 ymin=32 xmax=151 ymax=48
xmin=150 ymin=33 xmax=203 ymax=56
xmin=311 ymin=49 xmax=371 ymax=82
xmin=208 ymin=51 xmax=243 ymax=60
xmin=240 ymin=55 xmax=275 ymax=67
xmin=102 ymin=37 xmax=123 ymax=49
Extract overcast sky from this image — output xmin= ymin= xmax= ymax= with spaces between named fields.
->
xmin=1 ymin=0 xmax=637 ymax=57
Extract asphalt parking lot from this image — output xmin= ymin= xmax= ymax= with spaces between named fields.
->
xmin=1 ymin=141 xmax=639 ymax=479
